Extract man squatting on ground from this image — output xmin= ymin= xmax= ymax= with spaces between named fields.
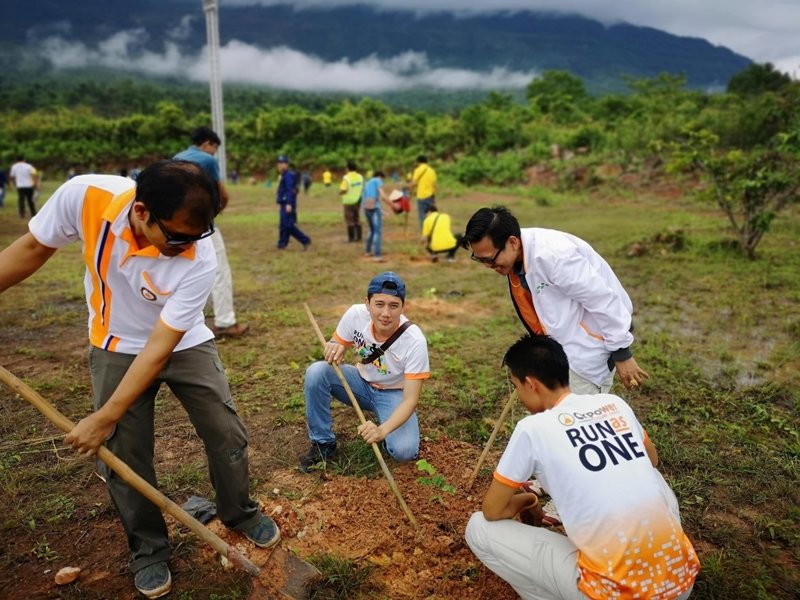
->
xmin=0 ymin=161 xmax=279 ymax=599
xmin=462 ymin=205 xmax=649 ymax=395
xmin=421 ymin=203 xmax=463 ymax=262
xmin=466 ymin=333 xmax=700 ymax=600
xmin=299 ymin=272 xmax=430 ymax=471
xmin=174 ymin=126 xmax=248 ymax=338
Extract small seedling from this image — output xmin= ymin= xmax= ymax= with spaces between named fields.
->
xmin=415 ymin=459 xmax=456 ymax=495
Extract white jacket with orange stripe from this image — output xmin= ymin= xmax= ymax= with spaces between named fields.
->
xmin=512 ymin=227 xmax=635 ymax=386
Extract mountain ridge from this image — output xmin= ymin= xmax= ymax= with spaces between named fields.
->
xmin=0 ymin=2 xmax=751 ymax=93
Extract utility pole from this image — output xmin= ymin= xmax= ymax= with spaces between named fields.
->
xmin=202 ymin=0 xmax=227 ymax=180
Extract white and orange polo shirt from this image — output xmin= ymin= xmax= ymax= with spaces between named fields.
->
xmin=333 ymin=304 xmax=429 ymax=389
xmin=495 ymin=392 xmax=700 ymax=599
xmin=29 ymin=174 xmax=216 ymax=354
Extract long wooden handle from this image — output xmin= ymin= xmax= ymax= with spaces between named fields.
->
xmin=0 ymin=365 xmax=260 ymax=576
xmin=466 ymin=390 xmax=517 ymax=491
xmin=303 ymin=303 xmax=418 ymax=528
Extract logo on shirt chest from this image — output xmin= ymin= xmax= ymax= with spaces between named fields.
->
xmin=534 ymin=282 xmax=550 ymax=295
xmin=140 ymin=287 xmax=157 ymax=301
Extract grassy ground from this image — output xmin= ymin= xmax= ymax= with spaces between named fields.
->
xmin=0 ymin=173 xmax=798 ymax=598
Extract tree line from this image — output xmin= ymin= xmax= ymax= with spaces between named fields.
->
xmin=1 ymin=63 xmax=798 ymax=257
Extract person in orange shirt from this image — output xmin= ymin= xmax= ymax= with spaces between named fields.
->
xmin=466 ymin=334 xmax=699 ymax=600
xmin=0 ymin=161 xmax=279 ymax=598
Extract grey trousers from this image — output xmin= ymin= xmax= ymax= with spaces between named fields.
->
xmin=89 ymin=341 xmax=260 ymax=573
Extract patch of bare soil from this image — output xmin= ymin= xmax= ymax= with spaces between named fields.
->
xmin=242 ymin=437 xmax=514 ymax=599
xmin=3 ymin=437 xmax=515 ymax=599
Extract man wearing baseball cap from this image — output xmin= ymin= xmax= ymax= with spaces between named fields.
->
xmin=276 ymin=155 xmax=311 ymax=250
xmin=300 ymin=272 xmax=430 ymax=471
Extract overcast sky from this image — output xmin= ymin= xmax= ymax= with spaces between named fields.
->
xmin=37 ymin=0 xmax=800 ymax=93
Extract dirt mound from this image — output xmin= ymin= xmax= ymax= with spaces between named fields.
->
xmin=204 ymin=437 xmax=516 ymax=598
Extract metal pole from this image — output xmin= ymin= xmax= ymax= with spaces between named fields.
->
xmin=202 ymin=0 xmax=227 ymax=180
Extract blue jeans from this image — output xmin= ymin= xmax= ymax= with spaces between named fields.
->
xmin=303 ymin=362 xmax=419 ymax=461
xmin=417 ymin=196 xmax=435 ymax=230
xmin=364 ymin=208 xmax=382 ymax=257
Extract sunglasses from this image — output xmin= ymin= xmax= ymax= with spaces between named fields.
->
xmin=151 ymin=212 xmax=215 ymax=246
xmin=470 ymin=242 xmax=506 ymax=266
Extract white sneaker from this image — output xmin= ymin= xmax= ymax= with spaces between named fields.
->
xmin=541 ymin=499 xmax=562 ymax=527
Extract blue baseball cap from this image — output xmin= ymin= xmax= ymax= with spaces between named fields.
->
xmin=277 ymin=155 xmax=289 ymax=163
xmin=367 ymin=271 xmax=406 ymax=301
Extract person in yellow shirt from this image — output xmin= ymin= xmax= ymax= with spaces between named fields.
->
xmin=339 ymin=160 xmax=363 ymax=242
xmin=410 ymin=155 xmax=437 ymax=231
xmin=420 ymin=204 xmax=462 ymax=262
xmin=322 ymin=168 xmax=332 ymax=187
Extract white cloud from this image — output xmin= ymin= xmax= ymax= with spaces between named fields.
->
xmin=38 ymin=34 xmax=537 ymax=92
xmin=167 ymin=15 xmax=197 ymax=42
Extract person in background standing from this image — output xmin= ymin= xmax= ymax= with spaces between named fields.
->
xmin=340 ymin=160 xmax=363 ymax=243
xmin=323 ymin=168 xmax=332 ymax=188
xmin=0 ymin=168 xmax=7 ymax=209
xmin=9 ymin=155 xmax=37 ymax=219
xmin=410 ymin=155 xmax=437 ymax=231
xmin=276 ymin=155 xmax=311 ymax=251
xmin=363 ymin=170 xmax=392 ymax=262
xmin=174 ymin=127 xmax=248 ymax=338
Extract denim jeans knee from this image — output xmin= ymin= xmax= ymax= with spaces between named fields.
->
xmin=381 ymin=411 xmax=419 ymax=461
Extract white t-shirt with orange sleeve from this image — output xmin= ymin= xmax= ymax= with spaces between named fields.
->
xmin=28 ymin=174 xmax=216 ymax=354
xmin=494 ymin=392 xmax=700 ymax=599
xmin=332 ymin=304 xmax=430 ymax=389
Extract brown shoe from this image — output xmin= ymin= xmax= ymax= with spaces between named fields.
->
xmin=212 ymin=323 xmax=249 ymax=338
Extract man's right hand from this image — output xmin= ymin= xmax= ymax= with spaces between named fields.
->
xmin=64 ymin=412 xmax=115 ymax=458
xmin=323 ymin=340 xmax=345 ymax=365
xmin=518 ymin=495 xmax=544 ymax=527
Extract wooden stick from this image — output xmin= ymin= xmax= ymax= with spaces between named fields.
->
xmin=0 ymin=365 xmax=260 ymax=577
xmin=302 ymin=303 xmax=418 ymax=528
xmin=466 ymin=390 xmax=517 ymax=491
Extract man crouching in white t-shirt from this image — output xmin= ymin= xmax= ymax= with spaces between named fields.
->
xmin=466 ymin=334 xmax=699 ymax=600
xmin=300 ymin=271 xmax=430 ymax=472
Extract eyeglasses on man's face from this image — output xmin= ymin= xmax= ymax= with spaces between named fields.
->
xmin=470 ymin=241 xmax=506 ymax=266
xmin=151 ymin=212 xmax=215 ymax=246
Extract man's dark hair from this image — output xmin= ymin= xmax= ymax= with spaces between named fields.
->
xmin=417 ymin=155 xmax=427 ymax=164
xmin=425 ymin=203 xmax=438 ymax=214
xmin=136 ymin=160 xmax=219 ymax=227
xmin=461 ymin=205 xmax=521 ymax=250
xmin=347 ymin=160 xmax=357 ymax=171
xmin=190 ymin=126 xmax=221 ymax=146
xmin=374 ymin=170 xmax=385 ymax=178
xmin=503 ymin=334 xmax=570 ymax=390
xmin=16 ymin=154 xmax=24 ymax=161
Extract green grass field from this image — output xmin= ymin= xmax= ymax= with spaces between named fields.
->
xmin=0 ymin=174 xmax=798 ymax=598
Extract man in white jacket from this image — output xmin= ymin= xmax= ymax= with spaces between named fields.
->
xmin=461 ymin=205 xmax=648 ymax=394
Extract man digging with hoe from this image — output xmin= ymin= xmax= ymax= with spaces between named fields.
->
xmin=0 ymin=161 xmax=279 ymax=598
